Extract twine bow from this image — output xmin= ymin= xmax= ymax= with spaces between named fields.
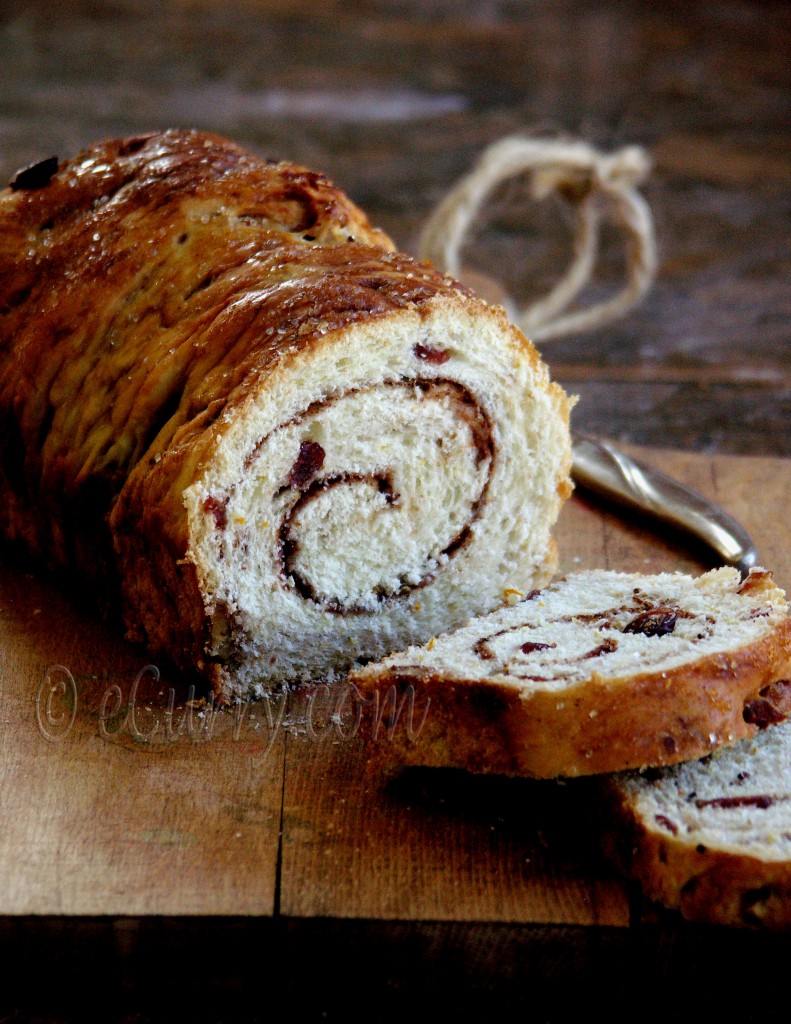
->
xmin=418 ymin=136 xmax=657 ymax=342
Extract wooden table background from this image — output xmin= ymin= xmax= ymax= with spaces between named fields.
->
xmin=0 ymin=0 xmax=789 ymax=1020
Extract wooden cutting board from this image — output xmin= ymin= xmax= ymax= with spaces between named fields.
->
xmin=0 ymin=447 xmax=788 ymax=924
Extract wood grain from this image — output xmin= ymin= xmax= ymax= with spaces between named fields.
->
xmin=0 ymin=555 xmax=286 ymax=915
xmin=1 ymin=447 xmax=768 ymax=920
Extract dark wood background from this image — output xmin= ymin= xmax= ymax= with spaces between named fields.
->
xmin=0 ymin=1 xmax=789 ymax=1020
xmin=1 ymin=0 xmax=788 ymax=455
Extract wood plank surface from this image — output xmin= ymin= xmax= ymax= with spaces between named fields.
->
xmin=1 ymin=446 xmax=787 ymax=922
xmin=0 ymin=564 xmax=286 ymax=915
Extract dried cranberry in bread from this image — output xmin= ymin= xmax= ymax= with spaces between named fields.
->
xmin=349 ymin=567 xmax=791 ymax=777
xmin=0 ymin=130 xmax=572 ymax=702
xmin=606 ymin=713 xmax=791 ymax=929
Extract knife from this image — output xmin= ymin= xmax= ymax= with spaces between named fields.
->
xmin=571 ymin=435 xmax=758 ymax=576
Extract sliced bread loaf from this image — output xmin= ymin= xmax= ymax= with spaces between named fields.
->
xmin=606 ymin=715 xmax=791 ymax=928
xmin=349 ymin=567 xmax=791 ymax=778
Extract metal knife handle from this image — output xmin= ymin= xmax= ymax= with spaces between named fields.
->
xmin=571 ymin=435 xmax=758 ymax=576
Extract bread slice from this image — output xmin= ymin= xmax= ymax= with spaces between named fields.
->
xmin=348 ymin=567 xmax=791 ymax=778
xmin=0 ymin=129 xmax=572 ymax=702
xmin=606 ymin=715 xmax=791 ymax=928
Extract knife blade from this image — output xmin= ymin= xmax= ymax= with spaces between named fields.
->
xmin=571 ymin=435 xmax=758 ymax=576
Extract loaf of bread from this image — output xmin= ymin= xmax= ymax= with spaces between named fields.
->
xmin=0 ymin=129 xmax=572 ymax=702
xmin=349 ymin=567 xmax=791 ymax=777
xmin=606 ymin=714 xmax=791 ymax=929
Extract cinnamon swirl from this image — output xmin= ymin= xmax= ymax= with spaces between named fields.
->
xmin=0 ymin=130 xmax=573 ymax=701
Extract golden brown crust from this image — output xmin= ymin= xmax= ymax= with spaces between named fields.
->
xmin=352 ymin=616 xmax=791 ymax=778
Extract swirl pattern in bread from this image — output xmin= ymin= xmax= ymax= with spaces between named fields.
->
xmin=349 ymin=567 xmax=791 ymax=776
xmin=0 ymin=130 xmax=573 ymax=701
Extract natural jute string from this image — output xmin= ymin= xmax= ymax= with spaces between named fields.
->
xmin=418 ymin=136 xmax=657 ymax=342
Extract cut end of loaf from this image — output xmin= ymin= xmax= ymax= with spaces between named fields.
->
xmin=349 ymin=567 xmax=791 ymax=778
xmin=180 ymin=294 xmax=572 ymax=702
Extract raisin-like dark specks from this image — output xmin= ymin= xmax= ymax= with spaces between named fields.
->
xmin=520 ymin=641 xmax=557 ymax=654
xmin=202 ymin=495 xmax=228 ymax=530
xmin=581 ymin=637 xmax=618 ymax=659
xmin=413 ymin=343 xmax=450 ymax=364
xmin=9 ymin=156 xmax=59 ymax=191
xmin=288 ymin=440 xmax=326 ymax=490
xmin=622 ymin=606 xmax=679 ymax=637
xmin=743 ymin=697 xmax=787 ymax=729
xmin=744 ymin=679 xmax=791 ymax=730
